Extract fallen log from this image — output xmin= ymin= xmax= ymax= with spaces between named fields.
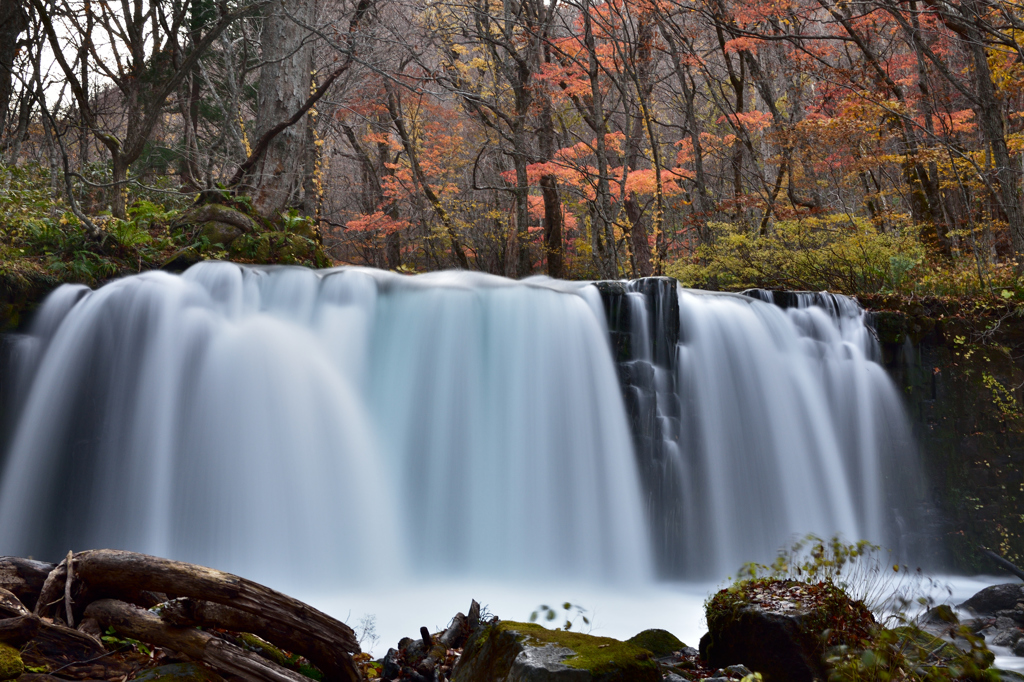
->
xmin=35 ymin=555 xmax=162 ymax=625
xmin=0 ymin=588 xmax=30 ymax=619
xmin=0 ymin=614 xmax=104 ymax=657
xmin=84 ymin=599 xmax=311 ymax=682
xmin=160 ymin=597 xmax=354 ymax=681
xmin=0 ymin=558 xmax=53 ymax=610
xmin=69 ymin=550 xmax=360 ymax=682
xmin=0 ymin=613 xmax=129 ymax=680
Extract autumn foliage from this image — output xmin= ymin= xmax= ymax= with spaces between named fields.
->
xmin=10 ymin=0 xmax=1024 ymax=292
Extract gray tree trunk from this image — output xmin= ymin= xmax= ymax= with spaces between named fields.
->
xmin=0 ymin=0 xmax=28 ymax=138
xmin=252 ymin=0 xmax=314 ymax=219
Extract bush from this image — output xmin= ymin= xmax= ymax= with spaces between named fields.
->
xmin=668 ymin=215 xmax=925 ymax=294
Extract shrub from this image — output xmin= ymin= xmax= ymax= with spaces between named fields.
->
xmin=668 ymin=216 xmax=924 ymax=294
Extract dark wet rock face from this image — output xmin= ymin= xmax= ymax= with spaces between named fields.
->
xmin=961 ymin=584 xmax=1024 ymax=615
xmin=861 ymin=294 xmax=1024 ymax=572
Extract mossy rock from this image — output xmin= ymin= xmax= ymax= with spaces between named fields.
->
xmin=176 ymin=201 xmax=261 ymax=232
xmin=228 ymin=232 xmax=329 ymax=268
xmin=0 ymin=642 xmax=22 ymax=680
xmin=0 ymin=260 xmax=61 ymax=331
xmin=160 ymin=247 xmax=205 ymax=273
xmin=200 ymin=220 xmax=243 ymax=246
xmin=453 ymin=620 xmax=659 ymax=682
xmin=131 ymin=662 xmax=225 ymax=682
xmin=625 ymin=629 xmax=684 ymax=657
xmin=702 ymin=578 xmax=875 ymax=682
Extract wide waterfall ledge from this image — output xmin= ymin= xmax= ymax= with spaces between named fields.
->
xmin=0 ymin=262 xmax=931 ymax=595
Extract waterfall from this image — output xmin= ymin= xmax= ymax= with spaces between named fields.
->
xmin=603 ymin=282 xmax=926 ymax=578
xmin=0 ymin=263 xmax=650 ymax=587
xmin=0 ymin=263 xmax=925 ymax=586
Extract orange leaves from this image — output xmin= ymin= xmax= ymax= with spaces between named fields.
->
xmin=929 ymin=110 xmax=976 ymax=134
xmin=345 ymin=211 xmax=411 ymax=234
xmin=722 ymin=37 xmax=760 ymax=54
xmin=718 ymin=110 xmax=775 ymax=133
xmin=621 ymin=168 xmax=692 ymax=196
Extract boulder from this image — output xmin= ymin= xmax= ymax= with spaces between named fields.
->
xmin=176 ymin=204 xmax=259 ymax=236
xmin=701 ymin=579 xmax=875 ymax=682
xmin=962 ymin=584 xmax=1024 ymax=615
xmin=625 ymin=629 xmax=684 ymax=658
xmin=160 ymin=248 xmax=203 ymax=272
xmin=451 ymin=621 xmax=659 ymax=682
xmin=200 ymin=221 xmax=243 ymax=247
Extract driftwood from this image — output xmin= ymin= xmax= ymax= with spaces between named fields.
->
xmin=0 ymin=613 xmax=129 ymax=679
xmin=68 ymin=550 xmax=360 ymax=682
xmin=0 ymin=557 xmax=54 ymax=610
xmin=0 ymin=614 xmax=104 ymax=656
xmin=35 ymin=554 xmax=164 ymax=624
xmin=0 ymin=587 xmax=30 ymax=619
xmin=439 ymin=611 xmax=469 ymax=650
xmin=159 ymin=597 xmax=356 ymax=682
xmin=84 ymin=599 xmax=311 ymax=682
xmin=8 ymin=550 xmax=365 ymax=682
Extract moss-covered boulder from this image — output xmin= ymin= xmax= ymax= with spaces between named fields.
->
xmin=131 ymin=662 xmax=225 ymax=682
xmin=625 ymin=629 xmax=685 ymax=657
xmin=452 ymin=621 xmax=659 ymax=682
xmin=174 ymin=203 xmax=260 ymax=246
xmin=701 ymin=578 xmax=875 ymax=682
xmin=0 ymin=642 xmax=22 ymax=680
xmin=227 ymin=232 xmax=329 ymax=268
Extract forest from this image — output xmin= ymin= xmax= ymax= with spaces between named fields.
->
xmin=3 ymin=0 xmax=1024 ymax=294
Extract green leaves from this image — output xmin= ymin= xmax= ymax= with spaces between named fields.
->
xmin=529 ymin=603 xmax=590 ymax=631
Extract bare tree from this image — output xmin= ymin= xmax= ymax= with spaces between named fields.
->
xmin=31 ymin=0 xmax=267 ymax=219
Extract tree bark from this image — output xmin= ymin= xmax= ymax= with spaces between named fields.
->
xmin=0 ymin=558 xmax=52 ymax=612
xmin=85 ymin=600 xmax=312 ymax=682
xmin=0 ymin=0 xmax=28 ymax=139
xmin=251 ymin=0 xmax=315 ymax=218
xmin=540 ymin=174 xmax=564 ymax=277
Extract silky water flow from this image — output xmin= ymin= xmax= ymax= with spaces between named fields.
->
xmin=0 ymin=263 xmax=930 ymax=646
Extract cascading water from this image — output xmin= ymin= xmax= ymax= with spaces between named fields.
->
xmin=0 ymin=262 xmax=927 ymax=594
xmin=603 ymin=282 xmax=927 ymax=578
xmin=0 ymin=263 xmax=650 ymax=587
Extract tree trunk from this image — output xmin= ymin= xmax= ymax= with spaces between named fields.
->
xmin=111 ymin=155 xmax=129 ymax=220
xmin=507 ymin=133 xmax=529 ymax=279
xmin=968 ymin=33 xmax=1024 ymax=258
xmin=540 ymin=174 xmax=564 ymax=277
xmin=0 ymin=0 xmax=27 ymax=138
xmin=251 ymin=0 xmax=314 ymax=219
xmin=583 ymin=1 xmax=617 ymax=279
